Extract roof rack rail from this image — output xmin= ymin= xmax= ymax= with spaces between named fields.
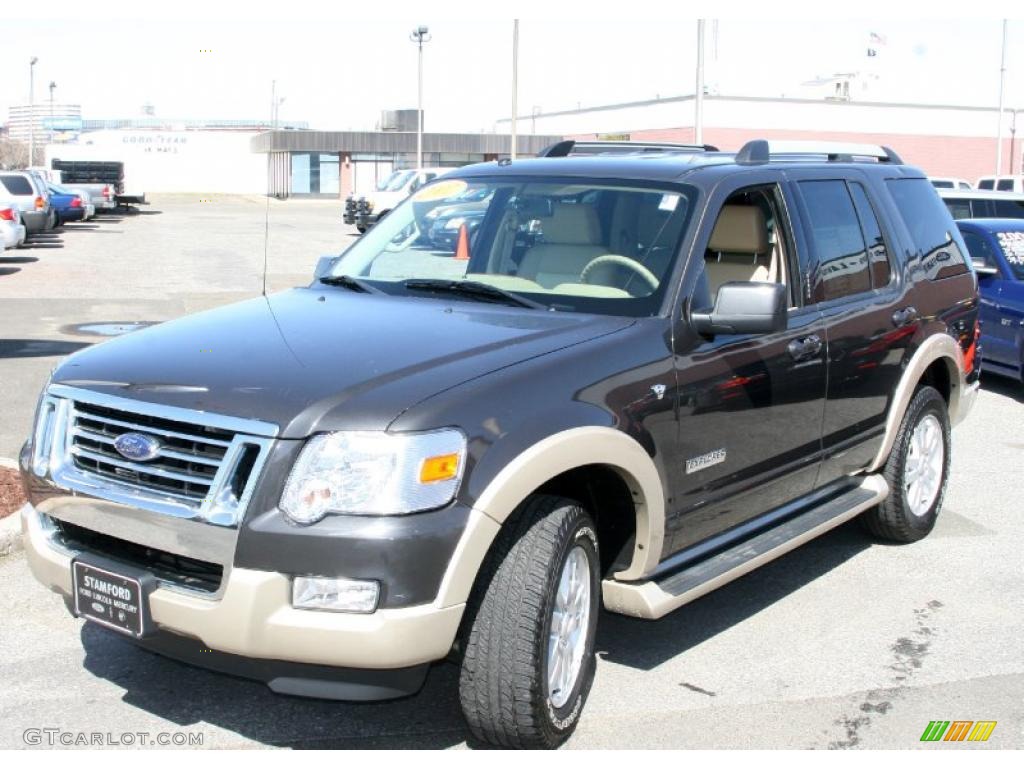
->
xmin=735 ymin=139 xmax=903 ymax=166
xmin=538 ymin=139 xmax=719 ymax=158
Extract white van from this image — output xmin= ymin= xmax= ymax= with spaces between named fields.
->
xmin=977 ymin=175 xmax=1024 ymax=193
xmin=344 ymin=167 xmax=448 ymax=233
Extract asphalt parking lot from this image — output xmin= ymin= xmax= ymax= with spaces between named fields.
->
xmin=0 ymin=197 xmax=1022 ymax=748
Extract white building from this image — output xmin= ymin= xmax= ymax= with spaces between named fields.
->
xmin=44 ymin=129 xmax=268 ymax=194
xmin=7 ymin=103 xmax=83 ymax=144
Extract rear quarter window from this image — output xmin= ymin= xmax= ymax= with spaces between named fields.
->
xmin=885 ymin=178 xmax=969 ymax=280
xmin=1 ymin=175 xmax=34 ymax=196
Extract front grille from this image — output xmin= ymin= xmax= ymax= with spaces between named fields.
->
xmin=69 ymin=401 xmax=237 ymax=507
xmin=53 ymin=518 xmax=223 ymax=593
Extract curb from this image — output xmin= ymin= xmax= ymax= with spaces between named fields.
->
xmin=0 ymin=505 xmax=24 ymax=558
xmin=1 ymin=457 xmax=25 ymax=558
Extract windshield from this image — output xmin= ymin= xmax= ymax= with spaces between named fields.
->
xmin=378 ymin=170 xmax=415 ymax=192
xmin=996 ymin=231 xmax=1024 ymax=280
xmin=328 ymin=176 xmax=696 ymax=317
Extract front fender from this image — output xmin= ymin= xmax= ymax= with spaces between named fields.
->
xmin=433 ymin=426 xmax=665 ymax=609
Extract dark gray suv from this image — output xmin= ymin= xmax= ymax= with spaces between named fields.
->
xmin=20 ymin=139 xmax=980 ymax=748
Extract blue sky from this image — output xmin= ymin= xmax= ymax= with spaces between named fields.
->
xmin=2 ymin=7 xmax=1021 ymax=134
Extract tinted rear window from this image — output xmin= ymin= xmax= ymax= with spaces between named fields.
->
xmin=0 ymin=175 xmax=34 ymax=196
xmin=886 ymin=178 xmax=968 ymax=279
xmin=991 ymin=199 xmax=1024 ymax=219
xmin=799 ymin=180 xmax=871 ymax=301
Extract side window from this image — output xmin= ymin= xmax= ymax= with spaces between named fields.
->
xmin=996 ymin=179 xmax=1014 ymax=192
xmin=978 ymin=179 xmax=994 ymax=190
xmin=848 ymin=182 xmax=893 ymax=288
xmin=692 ymin=184 xmax=796 ymax=312
xmin=885 ymin=178 xmax=968 ymax=279
xmin=944 ymin=198 xmax=971 ymax=220
xmin=992 ymin=199 xmax=1024 ymax=219
xmin=960 ymin=231 xmax=998 ymax=268
xmin=798 ymin=180 xmax=871 ymax=302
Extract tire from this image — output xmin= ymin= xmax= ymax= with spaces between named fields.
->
xmin=459 ymin=494 xmax=600 ymax=749
xmin=862 ymin=385 xmax=951 ymax=542
xmin=356 ymin=225 xmax=367 ymax=234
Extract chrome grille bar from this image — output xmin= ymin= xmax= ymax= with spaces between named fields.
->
xmin=37 ymin=384 xmax=278 ymax=529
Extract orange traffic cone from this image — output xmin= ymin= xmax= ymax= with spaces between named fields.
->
xmin=454 ymin=223 xmax=470 ymax=261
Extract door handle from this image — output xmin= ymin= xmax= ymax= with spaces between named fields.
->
xmin=892 ymin=306 xmax=919 ymax=328
xmin=787 ymin=334 xmax=823 ymax=361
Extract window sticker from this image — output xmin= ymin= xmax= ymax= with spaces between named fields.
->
xmin=658 ymin=194 xmax=680 ymax=212
xmin=412 ymin=179 xmax=468 ymax=202
xmin=997 ymin=231 xmax=1024 ymax=266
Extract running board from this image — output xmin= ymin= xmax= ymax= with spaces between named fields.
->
xmin=602 ymin=475 xmax=889 ymax=619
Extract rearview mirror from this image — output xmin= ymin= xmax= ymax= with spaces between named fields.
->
xmin=691 ymin=282 xmax=787 ymax=337
xmin=313 ymin=255 xmax=339 ymax=280
xmin=971 ymin=257 xmax=999 ymax=277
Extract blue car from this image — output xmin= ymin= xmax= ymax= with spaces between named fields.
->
xmin=45 ymin=184 xmax=85 ymax=225
xmin=958 ymin=219 xmax=1024 ymax=382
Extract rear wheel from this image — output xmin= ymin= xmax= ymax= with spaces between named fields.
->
xmin=862 ymin=385 xmax=950 ymax=542
xmin=459 ymin=494 xmax=600 ymax=749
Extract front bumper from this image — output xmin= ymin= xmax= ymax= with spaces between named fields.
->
xmin=22 ymin=504 xmax=464 ymax=674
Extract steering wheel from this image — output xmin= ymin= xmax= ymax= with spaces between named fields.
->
xmin=580 ymin=254 xmax=659 ymax=292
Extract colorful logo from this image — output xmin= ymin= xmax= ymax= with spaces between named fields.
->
xmin=920 ymin=721 xmax=997 ymax=742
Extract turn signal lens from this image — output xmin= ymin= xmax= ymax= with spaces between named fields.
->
xmin=34 ymin=196 xmax=44 ymax=210
xmin=420 ymin=453 xmax=460 ymax=484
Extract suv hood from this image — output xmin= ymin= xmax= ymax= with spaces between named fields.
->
xmin=53 ymin=287 xmax=634 ymax=437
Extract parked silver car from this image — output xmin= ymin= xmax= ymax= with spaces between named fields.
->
xmin=0 ymin=199 xmax=28 ymax=250
xmin=0 ymin=171 xmax=53 ymax=235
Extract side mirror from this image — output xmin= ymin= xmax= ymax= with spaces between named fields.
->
xmin=971 ymin=257 xmax=999 ymax=277
xmin=691 ymin=282 xmax=787 ymax=337
xmin=313 ymin=255 xmax=339 ymax=280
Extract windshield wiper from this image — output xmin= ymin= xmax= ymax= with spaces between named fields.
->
xmin=402 ymin=279 xmax=547 ymax=310
xmin=319 ymin=274 xmax=383 ymax=294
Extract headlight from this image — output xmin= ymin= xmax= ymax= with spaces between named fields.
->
xmin=280 ymin=429 xmax=466 ymax=524
xmin=444 ymin=217 xmax=465 ymax=230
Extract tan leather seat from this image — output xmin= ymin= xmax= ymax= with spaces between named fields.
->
xmin=705 ymin=205 xmax=771 ymax=295
xmin=519 ymin=203 xmax=607 ymax=288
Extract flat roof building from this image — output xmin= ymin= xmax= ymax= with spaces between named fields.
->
xmin=498 ymin=94 xmax=1023 ymax=183
xmin=251 ymin=130 xmax=561 ymax=198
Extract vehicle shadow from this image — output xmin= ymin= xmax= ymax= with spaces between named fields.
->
xmin=596 ymin=519 xmax=872 ymax=671
xmin=0 ymin=256 xmax=39 ymax=264
xmin=23 ymin=234 xmax=64 ymax=249
xmin=79 ymin=625 xmax=471 ymax=748
xmin=980 ymin=374 xmax=1024 ymax=404
xmin=74 ymin=518 xmax=873 ymax=749
xmin=0 ymin=339 xmax=93 ymax=358
xmin=0 ymin=267 xmax=20 ymax=277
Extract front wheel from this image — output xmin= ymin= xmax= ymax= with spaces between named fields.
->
xmin=862 ymin=385 xmax=951 ymax=542
xmin=459 ymin=494 xmax=600 ymax=749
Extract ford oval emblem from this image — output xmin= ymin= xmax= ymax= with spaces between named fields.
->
xmin=113 ymin=432 xmax=162 ymax=462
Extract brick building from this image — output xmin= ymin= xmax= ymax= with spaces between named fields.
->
xmin=498 ymin=94 xmax=1022 ymax=183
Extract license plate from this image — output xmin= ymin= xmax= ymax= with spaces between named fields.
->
xmin=72 ymin=560 xmax=152 ymax=638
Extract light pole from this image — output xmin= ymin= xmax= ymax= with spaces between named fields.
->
xmin=996 ymin=19 xmax=1008 ymax=176
xmin=511 ymin=19 xmax=519 ymax=160
xmin=410 ymin=25 xmax=431 ymax=169
xmin=28 ymin=57 xmax=38 ymax=167
xmin=694 ymin=20 xmax=705 ymax=146
xmin=49 ymin=81 xmax=56 ymax=145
